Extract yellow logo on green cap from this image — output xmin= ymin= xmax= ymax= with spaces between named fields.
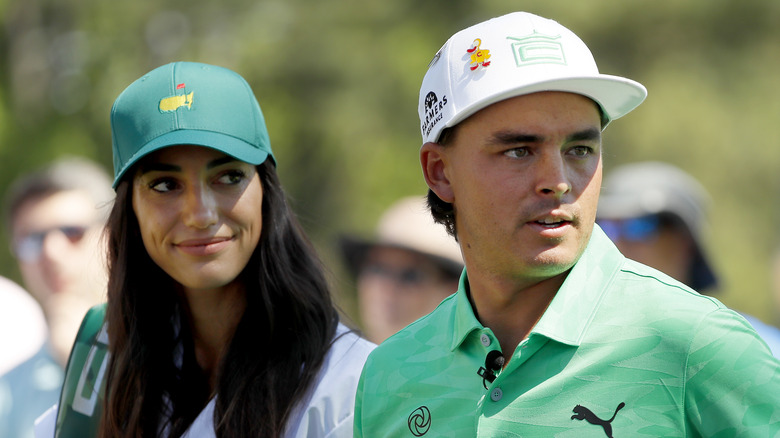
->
xmin=159 ymin=84 xmax=194 ymax=112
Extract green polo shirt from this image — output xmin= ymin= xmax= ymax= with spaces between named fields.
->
xmin=354 ymin=226 xmax=780 ymax=437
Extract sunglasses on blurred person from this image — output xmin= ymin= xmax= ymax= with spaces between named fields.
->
xmin=598 ymin=214 xmax=673 ymax=242
xmin=12 ymin=224 xmax=95 ymax=262
xmin=359 ymin=262 xmax=445 ymax=288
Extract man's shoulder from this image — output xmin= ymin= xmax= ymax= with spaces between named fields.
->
xmin=616 ymin=258 xmax=723 ymax=307
xmin=589 ymin=258 xmax=747 ymax=341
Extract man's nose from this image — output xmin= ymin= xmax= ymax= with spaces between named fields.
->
xmin=535 ymin=153 xmax=571 ymax=198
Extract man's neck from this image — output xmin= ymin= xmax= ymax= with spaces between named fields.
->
xmin=467 ymin=270 xmax=569 ymax=361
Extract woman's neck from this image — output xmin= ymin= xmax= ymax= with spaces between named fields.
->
xmin=179 ymin=281 xmax=247 ymax=392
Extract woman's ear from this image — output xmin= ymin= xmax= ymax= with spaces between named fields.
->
xmin=420 ymin=142 xmax=454 ymax=203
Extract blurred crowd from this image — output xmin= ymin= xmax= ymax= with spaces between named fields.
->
xmin=2 ymin=154 xmax=780 ymax=437
xmin=0 ymin=157 xmax=112 ymax=438
xmin=3 ymin=155 xmax=780 ymax=436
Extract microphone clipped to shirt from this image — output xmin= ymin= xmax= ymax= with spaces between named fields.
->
xmin=477 ymin=350 xmax=505 ymax=389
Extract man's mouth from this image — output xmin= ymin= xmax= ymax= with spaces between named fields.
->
xmin=535 ymin=217 xmax=569 ymax=228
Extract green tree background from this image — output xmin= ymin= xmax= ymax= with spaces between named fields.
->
xmin=1 ymin=0 xmax=778 ymax=327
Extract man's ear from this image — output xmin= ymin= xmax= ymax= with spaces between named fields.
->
xmin=420 ymin=142 xmax=454 ymax=203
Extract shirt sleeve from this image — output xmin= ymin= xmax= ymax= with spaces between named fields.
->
xmin=684 ymin=308 xmax=780 ymax=437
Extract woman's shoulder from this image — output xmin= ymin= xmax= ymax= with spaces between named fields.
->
xmin=326 ymin=323 xmax=376 ymax=371
xmin=282 ymin=324 xmax=375 ymax=438
xmin=305 ymin=323 xmax=375 ymax=397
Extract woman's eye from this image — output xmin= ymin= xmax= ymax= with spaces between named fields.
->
xmin=217 ymin=170 xmax=246 ymax=185
xmin=149 ymin=179 xmax=178 ymax=193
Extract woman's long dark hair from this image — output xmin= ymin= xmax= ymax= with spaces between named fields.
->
xmin=99 ymin=159 xmax=339 ymax=437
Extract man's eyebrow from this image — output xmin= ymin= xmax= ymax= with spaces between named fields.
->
xmin=567 ymin=128 xmax=601 ymax=143
xmin=139 ymin=156 xmax=239 ymax=175
xmin=489 ymin=131 xmax=543 ymax=145
xmin=488 ymin=128 xmax=601 ymax=145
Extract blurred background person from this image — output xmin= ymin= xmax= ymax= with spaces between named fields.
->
xmin=339 ymin=196 xmax=463 ymax=344
xmin=0 ymin=275 xmax=47 ymax=375
xmin=597 ymin=161 xmax=780 ymax=357
xmin=0 ymin=156 xmax=112 ymax=438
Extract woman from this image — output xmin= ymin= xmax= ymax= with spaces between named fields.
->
xmin=37 ymin=62 xmax=374 ymax=437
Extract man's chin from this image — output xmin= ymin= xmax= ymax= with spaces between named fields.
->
xmin=527 ymin=246 xmax=582 ymax=274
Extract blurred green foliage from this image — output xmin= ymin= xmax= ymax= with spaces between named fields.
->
xmin=1 ymin=0 xmax=778 ymax=325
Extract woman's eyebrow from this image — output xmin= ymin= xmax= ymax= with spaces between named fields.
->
xmin=139 ymin=163 xmax=180 ymax=175
xmin=207 ymin=156 xmax=238 ymax=169
xmin=138 ymin=156 xmax=238 ymax=175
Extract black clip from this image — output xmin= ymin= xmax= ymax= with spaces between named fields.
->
xmin=477 ymin=350 xmax=505 ymax=389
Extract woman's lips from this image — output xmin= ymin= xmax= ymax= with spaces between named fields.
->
xmin=175 ymin=237 xmax=232 ymax=256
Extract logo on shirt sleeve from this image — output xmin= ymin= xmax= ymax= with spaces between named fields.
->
xmin=408 ymin=406 xmax=431 ymax=436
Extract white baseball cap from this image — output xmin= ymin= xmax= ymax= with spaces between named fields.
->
xmin=419 ymin=12 xmax=647 ymax=143
xmin=339 ymin=196 xmax=464 ymax=278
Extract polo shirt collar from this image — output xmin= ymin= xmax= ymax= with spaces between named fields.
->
xmin=449 ymin=225 xmax=624 ymax=351
xmin=450 ymin=272 xmax=484 ymax=351
xmin=533 ymin=225 xmax=624 ymax=345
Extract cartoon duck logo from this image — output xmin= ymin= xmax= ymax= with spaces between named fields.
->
xmin=159 ymin=83 xmax=194 ymax=112
xmin=466 ymin=38 xmax=491 ymax=71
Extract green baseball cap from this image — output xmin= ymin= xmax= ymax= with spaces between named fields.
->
xmin=110 ymin=62 xmax=275 ymax=187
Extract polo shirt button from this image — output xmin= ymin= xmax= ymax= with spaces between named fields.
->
xmin=480 ymin=334 xmax=491 ymax=347
xmin=490 ymin=388 xmax=503 ymax=402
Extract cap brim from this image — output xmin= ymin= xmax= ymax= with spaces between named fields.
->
xmin=112 ymin=129 xmax=272 ymax=187
xmin=597 ymin=195 xmax=653 ymax=220
xmin=338 ymin=235 xmax=374 ymax=278
xmin=445 ymin=75 xmax=647 ymax=133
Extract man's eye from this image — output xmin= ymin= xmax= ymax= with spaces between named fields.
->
xmin=504 ymin=148 xmax=529 ymax=158
xmin=569 ymin=146 xmax=594 ymax=157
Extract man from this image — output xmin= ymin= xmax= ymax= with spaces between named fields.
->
xmin=597 ymin=160 xmax=780 ymax=357
xmin=354 ymin=12 xmax=780 ymax=437
xmin=0 ymin=157 xmax=112 ymax=438
xmin=339 ymin=196 xmax=463 ymax=343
